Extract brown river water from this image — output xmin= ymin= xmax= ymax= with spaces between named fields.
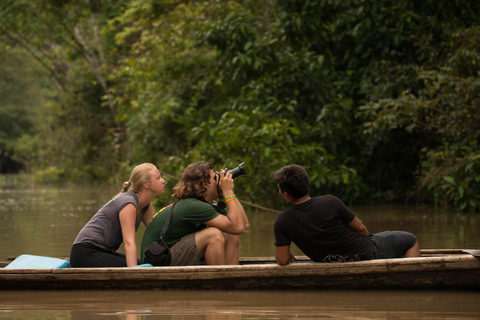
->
xmin=1 ymin=183 xmax=479 ymax=319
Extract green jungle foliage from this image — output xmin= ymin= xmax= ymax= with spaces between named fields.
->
xmin=0 ymin=47 xmax=52 ymax=174
xmin=1 ymin=0 xmax=479 ymax=211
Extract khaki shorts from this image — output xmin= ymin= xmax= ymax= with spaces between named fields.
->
xmin=169 ymin=233 xmax=206 ymax=266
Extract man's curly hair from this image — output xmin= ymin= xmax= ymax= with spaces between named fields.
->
xmin=172 ymin=162 xmax=213 ymax=200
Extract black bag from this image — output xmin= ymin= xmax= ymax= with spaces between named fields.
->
xmin=144 ymin=201 xmax=177 ymax=266
xmin=144 ymin=237 xmax=171 ymax=266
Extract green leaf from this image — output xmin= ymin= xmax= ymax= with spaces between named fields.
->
xmin=443 ymin=176 xmax=455 ymax=184
xmin=289 ymin=127 xmax=301 ymax=135
xmin=264 ymin=147 xmax=270 ymax=157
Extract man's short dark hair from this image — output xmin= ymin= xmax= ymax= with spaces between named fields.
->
xmin=272 ymin=164 xmax=309 ymax=200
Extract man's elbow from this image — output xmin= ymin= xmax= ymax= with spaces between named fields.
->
xmin=228 ymin=225 xmax=245 ymax=235
xmin=235 ymin=226 xmax=246 ymax=234
xmin=275 ymin=256 xmax=289 ymax=266
xmin=359 ymin=227 xmax=369 ymax=236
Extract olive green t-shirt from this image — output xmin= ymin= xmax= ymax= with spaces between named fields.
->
xmin=140 ymin=198 xmax=220 ymax=263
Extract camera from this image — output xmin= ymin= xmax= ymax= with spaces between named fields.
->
xmin=216 ymin=162 xmax=247 ymax=180
xmin=213 ymin=162 xmax=247 ymax=211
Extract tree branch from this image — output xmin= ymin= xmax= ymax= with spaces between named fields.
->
xmin=1 ymin=29 xmax=67 ymax=93
xmin=72 ymin=24 xmax=117 ymax=122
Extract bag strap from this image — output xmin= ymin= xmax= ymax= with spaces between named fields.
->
xmin=159 ymin=201 xmax=177 ymax=240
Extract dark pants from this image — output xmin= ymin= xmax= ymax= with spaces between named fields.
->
xmin=368 ymin=231 xmax=417 ymax=259
xmin=70 ymin=243 xmax=139 ymax=267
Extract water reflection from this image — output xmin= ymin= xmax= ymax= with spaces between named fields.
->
xmin=353 ymin=204 xmax=480 ymax=250
xmin=1 ymin=290 xmax=480 ymax=320
xmin=0 ymin=186 xmax=119 ymax=259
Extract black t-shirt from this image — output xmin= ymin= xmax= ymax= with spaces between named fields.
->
xmin=274 ymin=195 xmax=374 ymax=261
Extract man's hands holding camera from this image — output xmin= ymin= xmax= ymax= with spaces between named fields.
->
xmin=214 ymin=162 xmax=246 ymax=200
xmin=216 ymin=168 xmax=235 ymax=198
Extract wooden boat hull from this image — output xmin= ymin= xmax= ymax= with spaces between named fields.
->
xmin=1 ymin=251 xmax=479 ymax=290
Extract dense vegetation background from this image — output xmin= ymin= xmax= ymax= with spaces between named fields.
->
xmin=1 ymin=0 xmax=479 ymax=211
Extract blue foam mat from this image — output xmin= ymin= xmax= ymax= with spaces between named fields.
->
xmin=5 ymin=254 xmax=70 ymax=269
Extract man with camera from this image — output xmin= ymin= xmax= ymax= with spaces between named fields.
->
xmin=140 ymin=161 xmax=249 ymax=266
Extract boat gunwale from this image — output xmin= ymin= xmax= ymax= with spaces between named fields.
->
xmin=1 ymin=252 xmax=478 ymax=291
xmin=0 ymin=253 xmax=478 ymax=278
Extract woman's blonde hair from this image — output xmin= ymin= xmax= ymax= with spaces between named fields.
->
xmin=172 ymin=162 xmax=212 ymax=200
xmin=120 ymin=163 xmax=157 ymax=194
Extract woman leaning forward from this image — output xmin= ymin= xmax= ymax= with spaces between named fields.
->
xmin=70 ymin=163 xmax=166 ymax=267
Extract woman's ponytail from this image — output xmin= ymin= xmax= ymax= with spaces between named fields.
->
xmin=122 ymin=181 xmax=132 ymax=193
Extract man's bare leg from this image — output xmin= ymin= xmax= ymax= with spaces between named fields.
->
xmin=404 ymin=240 xmax=421 ymax=257
xmin=223 ymin=232 xmax=240 ymax=265
xmin=195 ymin=227 xmax=226 ymax=265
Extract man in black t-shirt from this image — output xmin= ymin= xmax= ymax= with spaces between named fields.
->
xmin=272 ymin=164 xmax=421 ymax=265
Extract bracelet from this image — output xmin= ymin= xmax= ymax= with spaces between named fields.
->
xmin=224 ymin=195 xmax=236 ymax=201
xmin=225 ymin=197 xmax=236 ymax=203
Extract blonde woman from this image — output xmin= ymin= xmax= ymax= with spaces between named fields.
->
xmin=70 ymin=163 xmax=166 ymax=267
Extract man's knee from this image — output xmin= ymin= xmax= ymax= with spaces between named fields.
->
xmin=208 ymin=228 xmax=225 ymax=246
xmin=197 ymin=227 xmax=225 ymax=247
xmin=223 ymin=233 xmax=239 ymax=246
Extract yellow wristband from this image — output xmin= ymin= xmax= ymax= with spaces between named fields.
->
xmin=225 ymin=197 xmax=236 ymax=203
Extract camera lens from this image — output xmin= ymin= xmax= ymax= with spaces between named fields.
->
xmin=216 ymin=162 xmax=246 ymax=180
xmin=229 ymin=162 xmax=246 ymax=179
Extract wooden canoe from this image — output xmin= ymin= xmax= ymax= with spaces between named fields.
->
xmin=1 ymin=249 xmax=479 ymax=290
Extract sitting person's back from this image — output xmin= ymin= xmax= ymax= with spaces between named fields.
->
xmin=275 ymin=195 xmax=374 ymax=262
xmin=272 ymin=164 xmax=420 ymax=265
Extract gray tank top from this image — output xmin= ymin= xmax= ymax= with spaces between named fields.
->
xmin=73 ymin=191 xmax=148 ymax=252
